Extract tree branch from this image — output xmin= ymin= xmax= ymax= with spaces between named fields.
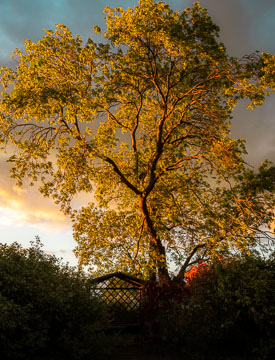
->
xmin=103 ymin=156 xmax=141 ymax=195
xmin=175 ymin=243 xmax=206 ymax=280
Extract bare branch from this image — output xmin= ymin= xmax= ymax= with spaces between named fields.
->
xmin=103 ymin=156 xmax=141 ymax=195
xmin=175 ymin=243 xmax=206 ymax=280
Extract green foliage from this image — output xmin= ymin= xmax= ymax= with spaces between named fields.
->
xmin=0 ymin=239 xmax=110 ymax=360
xmin=0 ymin=0 xmax=274 ymax=278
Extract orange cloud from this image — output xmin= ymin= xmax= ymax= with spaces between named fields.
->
xmin=0 ymin=153 xmax=71 ymax=233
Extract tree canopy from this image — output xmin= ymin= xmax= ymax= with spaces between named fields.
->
xmin=0 ymin=0 xmax=274 ymax=279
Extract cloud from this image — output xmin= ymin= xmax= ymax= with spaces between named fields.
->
xmin=0 ymin=152 xmax=71 ymax=233
xmin=197 ymin=0 xmax=275 ymax=55
xmin=189 ymin=0 xmax=275 ymax=166
xmin=0 ymin=0 xmax=138 ymax=65
xmin=1 ymin=0 xmax=274 ymax=62
xmin=231 ymin=97 xmax=275 ymax=166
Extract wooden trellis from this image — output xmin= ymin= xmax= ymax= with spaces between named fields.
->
xmin=91 ymin=272 xmax=145 ymax=311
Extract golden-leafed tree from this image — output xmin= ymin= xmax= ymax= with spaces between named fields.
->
xmin=0 ymin=0 xmax=274 ymax=279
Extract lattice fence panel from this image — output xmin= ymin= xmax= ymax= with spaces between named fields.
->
xmin=91 ymin=277 xmax=142 ymax=311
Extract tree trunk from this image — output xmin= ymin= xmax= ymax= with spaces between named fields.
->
xmin=139 ymin=194 xmax=170 ymax=280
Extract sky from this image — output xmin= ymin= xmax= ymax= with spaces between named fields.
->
xmin=0 ymin=0 xmax=274 ymax=267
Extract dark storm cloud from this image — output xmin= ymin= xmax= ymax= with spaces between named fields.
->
xmin=0 ymin=0 xmax=138 ymax=65
xmin=0 ymin=0 xmax=63 ymax=63
xmin=188 ymin=0 xmax=275 ymax=166
xmin=1 ymin=0 xmax=274 ymax=60
xmin=195 ymin=0 xmax=275 ymax=55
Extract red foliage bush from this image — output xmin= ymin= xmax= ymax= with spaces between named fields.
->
xmin=184 ymin=261 xmax=210 ymax=282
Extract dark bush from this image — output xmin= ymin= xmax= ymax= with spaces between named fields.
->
xmin=140 ymin=278 xmax=189 ymax=353
xmin=184 ymin=255 xmax=275 ymax=358
xmin=140 ymin=254 xmax=275 ymax=359
xmin=0 ymin=239 xmax=110 ymax=360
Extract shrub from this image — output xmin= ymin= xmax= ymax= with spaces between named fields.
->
xmin=183 ymin=255 xmax=275 ymax=358
xmin=140 ymin=255 xmax=275 ymax=359
xmin=0 ymin=239 xmax=110 ymax=360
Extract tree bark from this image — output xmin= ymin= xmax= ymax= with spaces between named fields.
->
xmin=139 ymin=194 xmax=170 ymax=280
